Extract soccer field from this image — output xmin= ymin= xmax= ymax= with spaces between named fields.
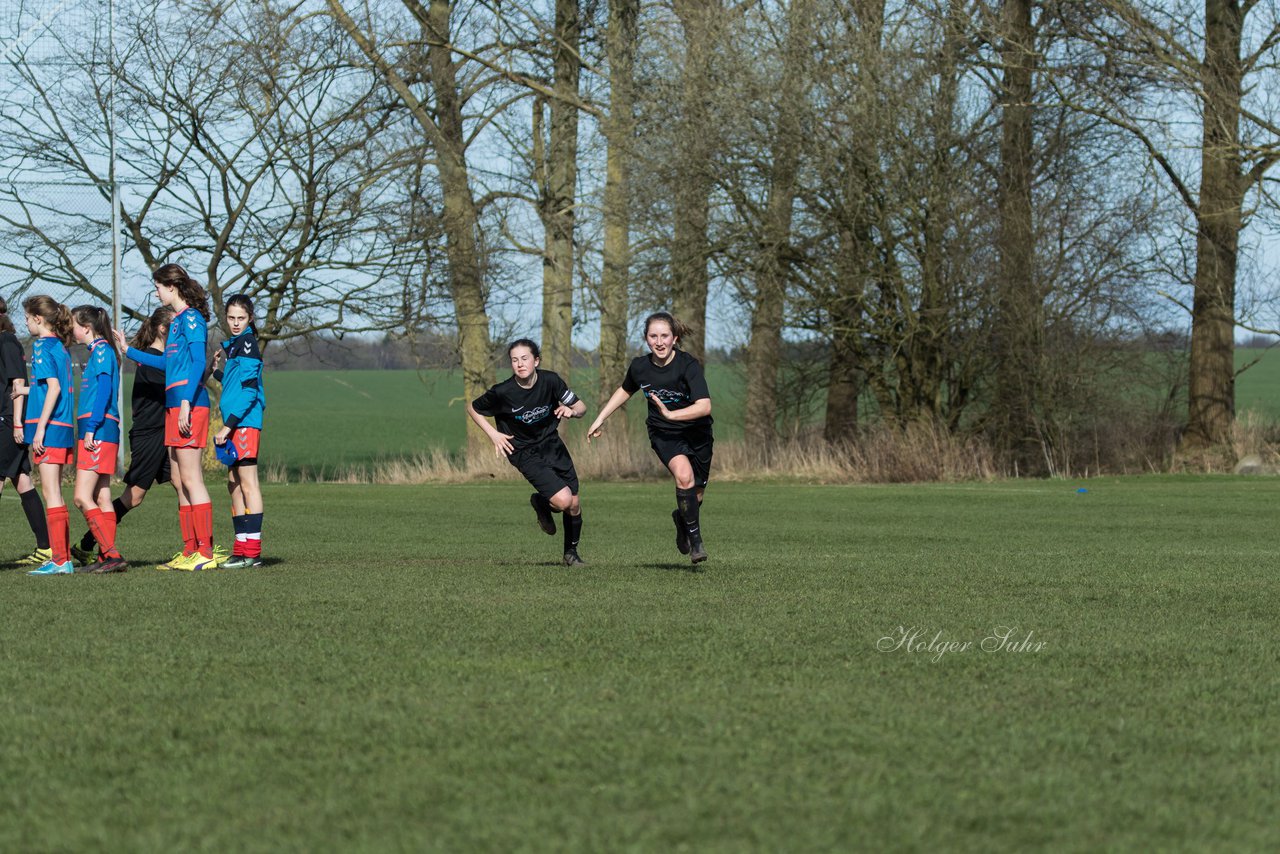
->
xmin=1 ymin=477 xmax=1275 ymax=850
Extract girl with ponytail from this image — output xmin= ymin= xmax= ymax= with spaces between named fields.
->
xmin=0 ymin=296 xmax=51 ymax=566
xmin=114 ymin=264 xmax=221 ymax=571
xmin=68 ymin=305 xmax=127 ymax=572
xmin=20 ymin=295 xmax=77 ymax=574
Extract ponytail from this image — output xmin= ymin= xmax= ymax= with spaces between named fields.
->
xmin=23 ymin=295 xmax=74 ymax=347
xmin=0 ymin=295 xmax=13 ymax=335
xmin=72 ymin=304 xmax=118 ymax=365
xmin=132 ymin=306 xmax=175 ymax=349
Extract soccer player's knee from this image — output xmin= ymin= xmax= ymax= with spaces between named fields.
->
xmin=73 ymin=494 xmax=95 ymax=513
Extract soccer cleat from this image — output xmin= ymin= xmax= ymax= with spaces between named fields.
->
xmin=222 ymin=555 xmax=262 ymax=569
xmin=688 ymin=535 xmax=708 ymax=566
xmin=672 ymin=510 xmax=690 ymax=555
xmin=530 ymin=493 xmax=556 ymax=535
xmin=155 ymin=551 xmax=186 ymax=571
xmin=17 ymin=547 xmax=52 ymax=566
xmin=28 ymin=560 xmax=75 ymax=576
xmin=562 ymin=550 xmax=586 ymax=567
xmin=70 ymin=544 xmax=96 ymax=565
xmin=168 ymin=552 xmax=217 ymax=572
xmin=91 ymin=557 xmax=129 ymax=574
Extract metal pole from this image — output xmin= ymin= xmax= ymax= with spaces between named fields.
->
xmin=108 ymin=0 xmax=124 ymax=470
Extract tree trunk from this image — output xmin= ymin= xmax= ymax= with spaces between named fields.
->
xmin=670 ymin=0 xmax=722 ymax=362
xmin=599 ymin=0 xmax=638 ymax=409
xmin=992 ymin=0 xmax=1040 ymax=470
xmin=539 ymin=0 xmax=580 ymax=380
xmin=1186 ymin=0 xmax=1243 ymax=448
xmin=823 ymin=0 xmax=885 ymax=443
xmin=745 ymin=0 xmax=812 ymax=453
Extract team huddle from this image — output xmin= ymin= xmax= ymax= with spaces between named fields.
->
xmin=1 ymin=264 xmax=266 ymax=575
xmin=469 ymin=311 xmax=715 ymax=568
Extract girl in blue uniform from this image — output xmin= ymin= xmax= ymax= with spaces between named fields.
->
xmin=114 ymin=264 xmax=219 ymax=571
xmin=70 ymin=305 xmax=127 ymax=573
xmin=0 ymin=296 xmax=51 ymax=566
xmin=21 ymin=296 xmax=77 ymax=575
xmin=72 ymin=307 xmax=178 ymax=565
xmin=211 ymin=294 xmax=266 ymax=568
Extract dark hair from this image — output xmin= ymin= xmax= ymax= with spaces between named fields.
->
xmin=22 ymin=295 xmax=74 ymax=347
xmin=153 ymin=263 xmax=211 ymax=321
xmin=643 ymin=311 xmax=689 ymax=342
xmin=225 ymin=293 xmax=258 ymax=335
xmin=0 ymin=295 xmax=12 ymax=335
xmin=507 ymin=338 xmax=541 ymax=359
xmin=132 ymin=306 xmax=175 ymax=349
xmin=71 ymin=305 xmax=119 ymax=366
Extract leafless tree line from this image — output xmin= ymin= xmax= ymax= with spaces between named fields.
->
xmin=2 ymin=0 xmax=1279 ymax=471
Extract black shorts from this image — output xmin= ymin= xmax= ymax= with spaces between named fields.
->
xmin=509 ymin=433 xmax=579 ymax=499
xmin=0 ymin=414 xmax=31 ymax=482
xmin=649 ymin=426 xmax=713 ymax=488
xmin=123 ymin=429 xmax=171 ymax=490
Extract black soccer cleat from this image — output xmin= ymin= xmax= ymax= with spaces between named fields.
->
xmin=672 ymin=509 xmax=690 ymax=555
xmin=688 ymin=535 xmax=708 ymax=566
xmin=531 ymin=493 xmax=556 ymax=535
xmin=563 ymin=550 xmax=586 ymax=567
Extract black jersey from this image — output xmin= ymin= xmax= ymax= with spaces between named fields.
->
xmin=130 ymin=361 xmax=167 ymax=434
xmin=472 ymin=370 xmax=579 ymax=449
xmin=622 ymin=349 xmax=713 ymax=433
xmin=0 ymin=331 xmax=24 ymax=422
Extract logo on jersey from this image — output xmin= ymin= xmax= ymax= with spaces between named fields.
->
xmin=515 ymin=404 xmax=551 ymax=424
xmin=647 ymin=387 xmax=685 ymax=405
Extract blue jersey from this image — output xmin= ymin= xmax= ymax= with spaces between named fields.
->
xmin=25 ymin=336 xmax=75 ymax=449
xmin=217 ymin=329 xmax=265 ymax=430
xmin=127 ymin=306 xmax=209 ymax=409
xmin=76 ymin=338 xmax=122 ymax=443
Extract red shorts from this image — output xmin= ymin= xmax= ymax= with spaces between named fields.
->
xmin=165 ymin=406 xmax=210 ymax=449
xmin=230 ymin=427 xmax=260 ymax=461
xmin=77 ymin=440 xmax=120 ymax=474
xmin=33 ymin=446 xmax=74 ymax=466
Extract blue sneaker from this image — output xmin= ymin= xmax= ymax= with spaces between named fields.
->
xmin=28 ymin=560 xmax=75 ymax=576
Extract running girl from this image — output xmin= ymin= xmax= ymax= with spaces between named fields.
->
xmin=114 ymin=264 xmax=219 ymax=571
xmin=211 ymin=294 xmax=266 ymax=568
xmin=72 ymin=307 xmax=179 ymax=565
xmin=69 ymin=305 xmax=127 ymax=573
xmin=466 ymin=339 xmax=588 ymax=566
xmin=21 ymin=296 xmax=77 ymax=575
xmin=587 ymin=312 xmax=713 ymax=566
xmin=0 ymin=296 xmax=50 ymax=566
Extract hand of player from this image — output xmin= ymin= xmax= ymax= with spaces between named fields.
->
xmin=214 ymin=426 xmax=230 ymax=445
xmin=178 ymin=402 xmax=192 ymax=436
xmin=32 ymin=427 xmax=45 ymax=455
xmin=647 ymin=390 xmax=672 ymax=418
xmin=490 ymin=431 xmax=515 ymax=457
xmin=586 ymin=419 xmax=604 ymax=441
xmin=211 ymin=350 xmax=224 ymax=370
xmin=111 ymin=328 xmax=127 ymax=351
xmin=13 ymin=427 xmax=23 ymax=444
xmin=554 ymin=404 xmax=576 ymax=421
xmin=84 ymin=432 xmax=98 ymax=452
xmin=10 ymin=386 xmax=27 ymax=399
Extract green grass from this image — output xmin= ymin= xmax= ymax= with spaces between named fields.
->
xmin=1 ymin=476 xmax=1275 ymax=850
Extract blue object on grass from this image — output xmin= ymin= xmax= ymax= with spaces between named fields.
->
xmin=1076 ymin=487 xmax=1088 ymax=493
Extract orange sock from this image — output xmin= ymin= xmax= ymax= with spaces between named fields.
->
xmin=101 ymin=510 xmax=119 ymax=558
xmin=192 ymin=502 xmax=213 ymax=556
xmin=87 ymin=508 xmax=121 ymax=559
xmin=48 ymin=506 xmax=70 ymax=564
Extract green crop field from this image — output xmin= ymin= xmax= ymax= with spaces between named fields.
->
xmin=1 ymin=476 xmax=1275 ymax=850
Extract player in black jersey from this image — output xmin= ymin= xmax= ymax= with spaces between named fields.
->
xmin=587 ymin=312 xmax=712 ymax=566
xmin=467 ymin=339 xmax=588 ymax=565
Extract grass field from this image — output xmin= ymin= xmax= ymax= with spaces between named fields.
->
xmin=1 ymin=476 xmax=1276 ymax=850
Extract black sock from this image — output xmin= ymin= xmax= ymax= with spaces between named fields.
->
xmin=20 ymin=489 xmax=49 ymax=549
xmin=112 ymin=497 xmax=132 ymax=523
xmin=563 ymin=511 xmax=582 ymax=552
xmin=676 ymin=488 xmax=701 ymax=540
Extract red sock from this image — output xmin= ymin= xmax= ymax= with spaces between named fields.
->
xmin=87 ymin=509 xmax=121 ymax=559
xmin=192 ymin=502 xmax=213 ymax=556
xmin=48 ymin=506 xmax=70 ymax=564
xmin=179 ymin=505 xmax=196 ymax=555
xmin=101 ymin=511 xmax=119 ymax=558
